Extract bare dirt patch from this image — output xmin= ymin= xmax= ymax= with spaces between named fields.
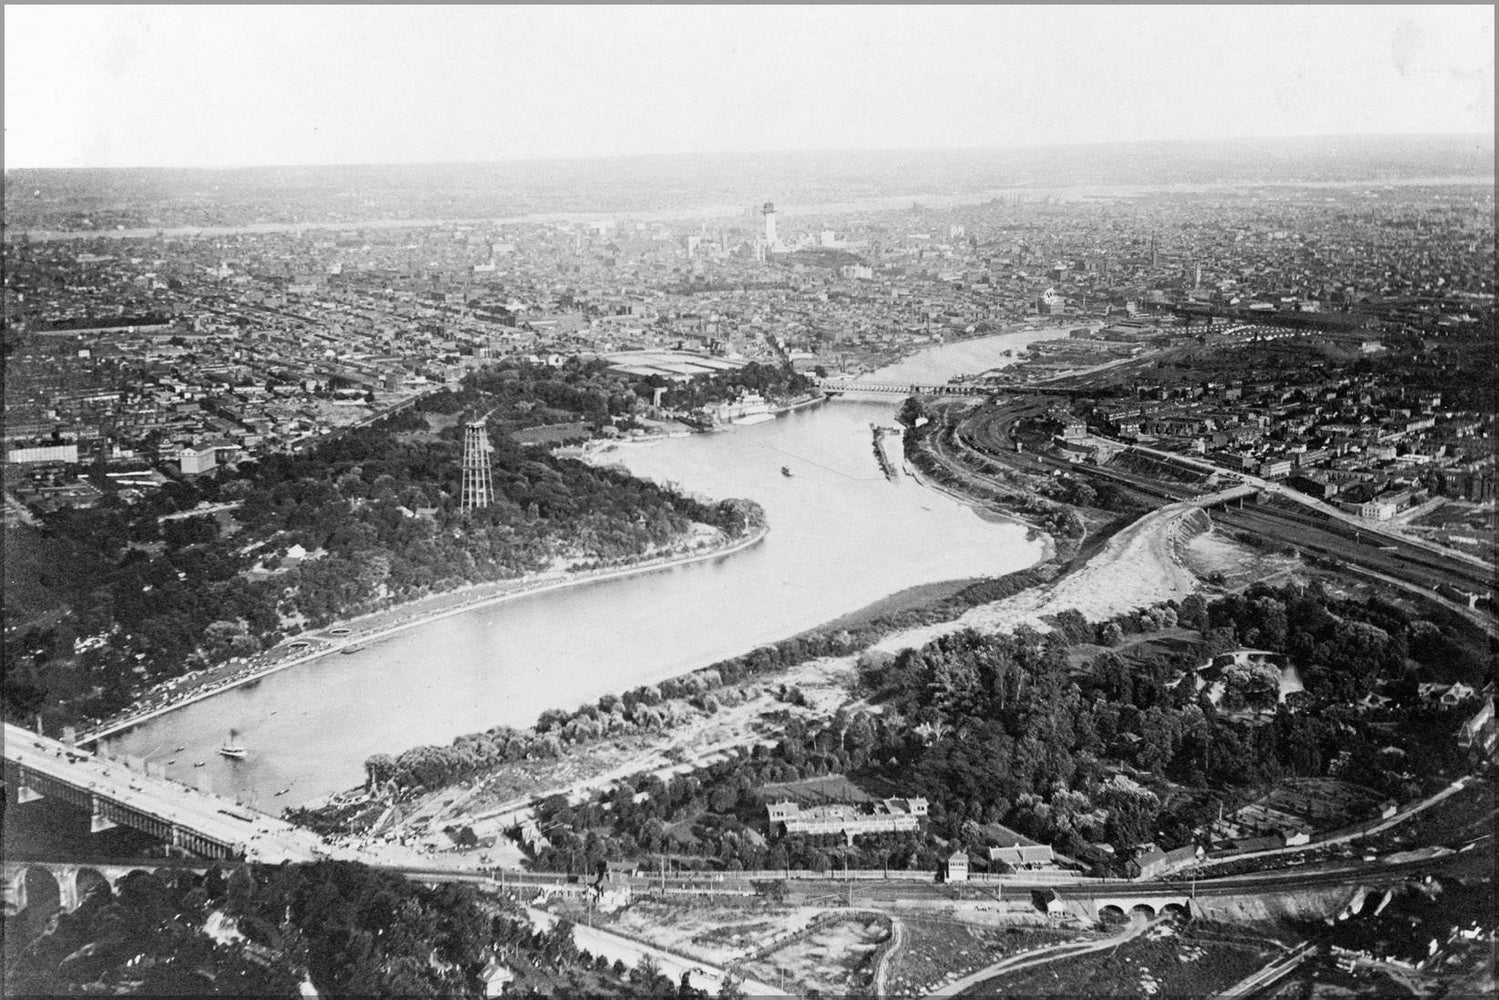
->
xmin=599 ymin=898 xmax=816 ymax=966
xmin=744 ymin=912 xmax=891 ymax=996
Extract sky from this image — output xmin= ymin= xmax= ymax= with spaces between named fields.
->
xmin=4 ymin=4 xmax=1494 ymax=169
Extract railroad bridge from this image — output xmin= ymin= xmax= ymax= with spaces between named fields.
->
xmin=812 ymin=378 xmax=990 ymax=397
xmin=1061 ymin=891 xmax=1194 ymax=925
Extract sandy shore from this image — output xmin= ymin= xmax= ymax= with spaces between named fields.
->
xmin=872 ymin=502 xmax=1201 ymax=655
xmin=83 ymin=523 xmax=769 ymax=743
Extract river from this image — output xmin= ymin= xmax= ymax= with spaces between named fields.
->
xmin=102 ymin=329 xmax=1066 ymax=808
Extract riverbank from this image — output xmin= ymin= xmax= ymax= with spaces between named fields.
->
xmin=84 ymin=521 xmax=769 ymax=744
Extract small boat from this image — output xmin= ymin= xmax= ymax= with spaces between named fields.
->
xmin=194 ymin=761 xmax=206 ymax=768
xmin=219 ymin=730 xmax=247 ymax=759
xmin=781 ymin=466 xmax=793 ymax=477
xmin=175 ymin=745 xmax=186 ymax=752
xmin=274 ymin=787 xmax=292 ymax=797
xmin=166 ymin=759 xmax=176 ymax=765
xmin=339 ymin=645 xmax=364 ymax=655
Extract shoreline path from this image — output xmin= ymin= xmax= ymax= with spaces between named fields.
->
xmin=80 ymin=524 xmax=769 ymax=745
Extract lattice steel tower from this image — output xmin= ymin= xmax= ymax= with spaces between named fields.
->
xmin=460 ymin=418 xmax=494 ymax=511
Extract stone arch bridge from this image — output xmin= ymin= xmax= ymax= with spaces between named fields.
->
xmin=1062 ymin=891 xmax=1195 ymax=925
xmin=3 ymin=858 xmax=213 ymax=916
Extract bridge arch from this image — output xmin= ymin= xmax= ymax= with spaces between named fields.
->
xmin=75 ymin=867 xmax=113 ymax=907
xmin=1098 ymin=903 xmax=1127 ymax=925
xmin=1161 ymin=902 xmax=1191 ymax=923
xmin=1130 ymin=903 xmax=1157 ymax=922
xmin=11 ymin=866 xmax=63 ymax=931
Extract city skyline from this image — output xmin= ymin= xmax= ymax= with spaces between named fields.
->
xmin=4 ymin=4 xmax=1494 ymax=170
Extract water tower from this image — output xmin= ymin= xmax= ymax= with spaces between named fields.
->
xmin=460 ymin=418 xmax=494 ymax=511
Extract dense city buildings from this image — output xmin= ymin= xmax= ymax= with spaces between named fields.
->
xmin=6 ymin=176 xmax=1492 ymax=516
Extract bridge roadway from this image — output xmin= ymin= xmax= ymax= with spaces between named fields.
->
xmin=811 ymin=376 xmax=989 ymax=396
xmin=4 ymin=722 xmax=335 ymax=863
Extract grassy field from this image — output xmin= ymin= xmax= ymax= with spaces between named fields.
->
xmin=757 ymin=773 xmax=874 ymax=805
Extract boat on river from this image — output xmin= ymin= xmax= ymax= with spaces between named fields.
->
xmin=219 ymin=730 xmax=247 ymax=759
xmin=781 ymin=466 xmax=793 ymax=477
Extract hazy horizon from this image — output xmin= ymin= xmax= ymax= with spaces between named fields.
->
xmin=5 ymin=5 xmax=1493 ymax=171
xmin=3 ymin=130 xmax=1495 ymax=177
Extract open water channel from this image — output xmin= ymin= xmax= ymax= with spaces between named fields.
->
xmin=102 ymin=329 xmax=1069 ymax=807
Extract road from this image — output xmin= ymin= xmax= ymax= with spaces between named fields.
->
xmin=873 ymin=915 xmax=904 ymax=997
xmin=937 ymin=915 xmax=1165 ymax=997
xmin=1124 ymin=442 xmax=1493 ymax=572
xmin=524 ymin=906 xmax=783 ymax=997
xmin=1183 ymin=778 xmax=1474 ymax=874
xmin=3 ymin=722 xmax=449 ymax=869
xmin=1211 ymin=940 xmax=1320 ymax=999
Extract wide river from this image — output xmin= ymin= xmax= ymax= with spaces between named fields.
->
xmin=104 ymin=330 xmax=1067 ymax=808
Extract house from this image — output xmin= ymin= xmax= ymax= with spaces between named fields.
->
xmin=944 ymin=850 xmax=970 ymax=883
xmin=1129 ymin=843 xmax=1203 ymax=880
xmin=1418 ymin=682 xmax=1478 ymax=707
xmin=515 ymin=818 xmax=550 ymax=853
xmin=481 ymin=958 xmax=514 ymax=997
xmin=988 ymin=844 xmax=1056 ymax=869
xmin=1230 ymin=834 xmax=1286 ymax=854
xmin=1458 ymin=696 xmax=1495 ymax=755
xmin=1035 ymin=888 xmax=1069 ymax=919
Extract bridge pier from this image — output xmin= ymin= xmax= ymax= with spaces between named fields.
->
xmin=17 ymin=769 xmax=44 ymax=803
xmin=55 ymin=865 xmax=80 ymax=912
xmin=4 ymin=868 xmax=25 ymax=915
xmin=90 ymin=795 xmax=119 ymax=833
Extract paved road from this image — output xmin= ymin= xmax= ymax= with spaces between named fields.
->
xmin=3 ymin=722 xmax=443 ymax=869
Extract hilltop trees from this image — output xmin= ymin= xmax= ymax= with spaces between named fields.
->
xmin=3 ymin=363 xmax=761 ymax=732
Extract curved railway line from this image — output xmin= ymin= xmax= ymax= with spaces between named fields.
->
xmin=938 ymin=397 xmax=1494 ymax=625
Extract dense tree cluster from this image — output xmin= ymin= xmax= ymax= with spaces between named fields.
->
xmin=361 ymin=567 xmax=1049 ymax=795
xmin=639 ymin=361 xmax=813 ymax=412
xmin=433 ymin=356 xmax=647 ymax=434
xmin=5 ymin=862 xmax=486 ymax=996
xmin=4 ymin=860 xmax=727 ymax=998
xmin=512 ymin=585 xmax=1487 ymax=877
xmin=3 ymin=364 xmax=756 ymax=730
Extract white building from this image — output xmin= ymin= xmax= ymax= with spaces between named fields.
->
xmin=6 ymin=442 xmax=79 ymax=464
xmin=767 ymin=797 xmax=928 ymax=843
xmin=178 ymin=446 xmax=218 ymax=475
